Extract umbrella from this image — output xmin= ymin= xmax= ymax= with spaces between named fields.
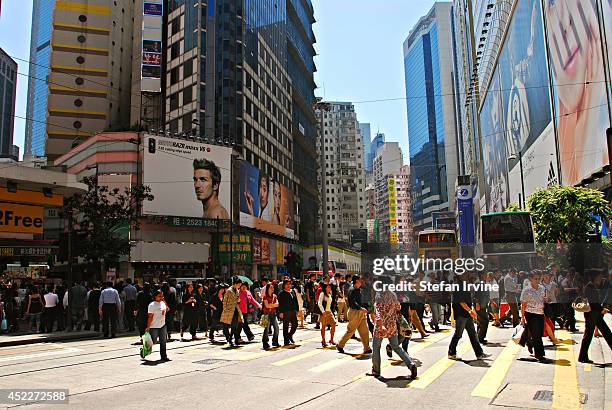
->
xmin=236 ymin=275 xmax=253 ymax=285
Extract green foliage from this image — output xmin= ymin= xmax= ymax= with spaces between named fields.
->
xmin=505 ymin=202 xmax=522 ymax=212
xmin=64 ymin=176 xmax=154 ymax=269
xmin=526 ymin=185 xmax=611 ymax=244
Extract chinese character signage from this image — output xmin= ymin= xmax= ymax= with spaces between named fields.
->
xmin=217 ymin=233 xmax=252 ymax=264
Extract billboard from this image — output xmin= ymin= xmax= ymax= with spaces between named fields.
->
xmin=217 ymin=233 xmax=252 ymax=265
xmin=387 ymin=177 xmax=398 ymax=245
xmin=544 ymin=0 xmax=611 ymax=186
xmin=0 ymin=203 xmax=44 ymax=234
xmin=481 ymin=66 xmax=510 ymax=212
xmin=143 ymin=2 xmax=162 ymax=15
xmin=140 ymin=0 xmax=162 ymax=92
xmin=239 ymin=160 xmax=295 ymax=238
xmin=143 ymin=135 xmax=232 ymax=219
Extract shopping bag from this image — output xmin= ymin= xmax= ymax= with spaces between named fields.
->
xmin=140 ymin=332 xmax=153 ymax=358
xmin=512 ymin=324 xmax=526 ymax=345
xmin=398 ymin=315 xmax=412 ymax=339
xmin=1 ymin=318 xmax=7 ymax=332
xmin=259 ymin=313 xmax=270 ymax=329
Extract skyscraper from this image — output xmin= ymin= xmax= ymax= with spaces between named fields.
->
xmin=316 ymin=102 xmax=366 ymax=243
xmin=24 ymin=0 xmax=55 ymax=157
xmin=0 ymin=48 xmax=17 ymax=158
xmin=368 ymin=132 xmax=385 ymax=173
xmin=403 ymin=2 xmax=459 ymax=232
xmin=165 ymin=0 xmax=317 ymax=244
xmin=359 ymin=122 xmax=371 ymax=170
xmin=24 ymin=0 xmax=137 ymax=161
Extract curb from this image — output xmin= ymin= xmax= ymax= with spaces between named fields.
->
xmin=0 ymin=331 xmax=138 ymax=348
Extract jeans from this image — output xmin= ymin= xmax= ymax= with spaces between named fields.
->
xmin=372 ymin=335 xmax=413 ymax=374
xmin=149 ymin=325 xmax=168 ymax=359
xmin=241 ymin=317 xmax=254 ymax=340
xmin=29 ymin=312 xmax=42 ymax=331
xmin=448 ymin=315 xmax=483 ymax=356
xmin=476 ymin=308 xmax=489 ymax=341
xmin=262 ymin=314 xmax=279 ymax=345
xmin=430 ymin=303 xmax=441 ymax=326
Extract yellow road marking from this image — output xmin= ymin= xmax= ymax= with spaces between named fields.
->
xmin=407 ymin=342 xmax=470 ymax=389
xmin=352 ymin=329 xmax=452 ymax=381
xmin=471 ymin=340 xmax=521 ymax=398
xmin=552 ymin=330 xmax=581 ymax=410
xmin=272 ymin=349 xmax=323 ymax=366
xmin=310 ymin=356 xmax=353 ymax=373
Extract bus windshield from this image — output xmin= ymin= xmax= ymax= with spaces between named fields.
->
xmin=481 ymin=213 xmax=535 ymax=254
xmin=418 ymin=232 xmax=456 ymax=248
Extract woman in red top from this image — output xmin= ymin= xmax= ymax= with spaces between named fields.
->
xmin=238 ymin=283 xmax=261 ymax=342
xmin=261 ymin=283 xmax=280 ymax=350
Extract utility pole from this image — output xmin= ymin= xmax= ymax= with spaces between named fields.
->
xmin=314 ymin=98 xmax=331 ymax=276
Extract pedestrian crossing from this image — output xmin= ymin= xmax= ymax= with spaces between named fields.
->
xmin=180 ymin=322 xmax=605 ymax=408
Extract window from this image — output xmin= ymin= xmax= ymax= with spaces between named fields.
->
xmin=182 ymin=114 xmax=192 ymax=132
xmin=171 ymin=42 xmax=180 ymax=60
xmin=169 ymin=93 xmax=178 ymax=111
xmin=183 ymin=86 xmax=192 ymax=103
xmin=170 ymin=67 xmax=179 ymax=84
xmin=183 ymin=59 xmax=193 ymax=77
xmin=171 ymin=17 xmax=180 ymax=35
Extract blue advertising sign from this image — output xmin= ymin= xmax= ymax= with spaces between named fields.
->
xmin=144 ymin=2 xmax=163 ymax=16
xmin=457 ymin=185 xmax=475 ymax=245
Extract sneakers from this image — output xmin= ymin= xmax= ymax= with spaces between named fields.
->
xmin=386 ymin=344 xmax=393 ymax=358
xmin=476 ymin=353 xmax=492 ymax=360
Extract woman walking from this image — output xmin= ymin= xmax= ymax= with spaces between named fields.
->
xmin=221 ymin=277 xmax=243 ymax=347
xmin=208 ymin=284 xmax=227 ymax=342
xmin=238 ymin=283 xmax=261 ymax=342
xmin=317 ymin=283 xmax=336 ymax=347
xmin=520 ymin=272 xmax=552 ymax=363
xmin=578 ymin=270 xmax=612 ymax=363
xmin=369 ymin=289 xmax=417 ymax=379
xmin=261 ymin=283 xmax=280 ymax=350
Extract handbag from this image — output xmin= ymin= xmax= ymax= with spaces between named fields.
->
xmin=512 ymin=323 xmax=526 ymax=345
xmin=1 ymin=318 xmax=7 ymax=332
xmin=398 ymin=315 xmax=412 ymax=339
xmin=259 ymin=313 xmax=270 ymax=329
xmin=571 ymin=297 xmax=591 ymax=313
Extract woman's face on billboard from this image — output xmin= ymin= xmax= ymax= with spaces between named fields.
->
xmin=259 ymin=176 xmax=268 ymax=208
xmin=546 ymin=0 xmax=596 ymax=109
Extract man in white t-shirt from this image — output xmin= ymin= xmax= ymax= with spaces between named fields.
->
xmin=146 ymin=290 xmax=170 ymax=362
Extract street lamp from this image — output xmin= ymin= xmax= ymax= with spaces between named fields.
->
xmin=507 ymin=151 xmax=525 ymax=209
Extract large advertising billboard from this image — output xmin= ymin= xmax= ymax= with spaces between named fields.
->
xmin=544 ymin=0 xmax=611 ymax=186
xmin=239 ymin=160 xmax=295 ymax=238
xmin=143 ymin=135 xmax=232 ymax=219
xmin=481 ymin=66 xmax=510 ymax=212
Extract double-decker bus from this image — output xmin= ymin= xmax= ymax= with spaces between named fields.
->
xmin=417 ymin=229 xmax=458 ymax=259
xmin=481 ymin=211 xmax=536 ymax=255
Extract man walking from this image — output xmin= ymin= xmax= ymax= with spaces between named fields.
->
xmin=99 ymin=281 xmax=121 ymax=338
xmin=68 ymin=281 xmax=87 ymax=331
xmin=278 ymin=279 xmax=299 ymax=345
xmin=504 ymin=269 xmax=521 ymax=326
xmin=122 ymin=279 xmax=138 ymax=332
xmin=474 ymin=273 xmax=491 ymax=344
xmin=337 ymin=275 xmax=371 ymax=354
xmin=146 ymin=290 xmax=170 ymax=362
xmin=448 ymin=274 xmax=490 ymax=361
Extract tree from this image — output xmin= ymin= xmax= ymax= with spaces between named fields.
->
xmin=526 ymin=185 xmax=611 ymax=244
xmin=64 ymin=176 xmax=153 ymax=279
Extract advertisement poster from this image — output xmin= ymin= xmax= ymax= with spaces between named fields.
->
xmin=253 ymin=237 xmax=271 ymax=264
xmin=498 ymin=0 xmax=552 ymax=162
xmin=143 ymin=52 xmax=161 ymax=66
xmin=544 ymin=0 xmax=611 ymax=185
xmin=239 ymin=160 xmax=295 ymax=238
xmin=480 ymin=67 xmax=510 ymax=212
xmin=457 ymin=185 xmax=474 ymax=245
xmin=217 ymin=233 xmax=252 ymax=265
xmin=0 ymin=203 xmax=44 ymax=234
xmin=387 ymin=177 xmax=397 ymax=245
xmin=143 ymin=2 xmax=162 ymax=16
xmin=143 ymin=40 xmax=162 ymax=53
xmin=143 ymin=135 xmax=232 ymax=219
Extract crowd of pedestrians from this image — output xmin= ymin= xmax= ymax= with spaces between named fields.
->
xmin=1 ymin=265 xmax=610 ymax=375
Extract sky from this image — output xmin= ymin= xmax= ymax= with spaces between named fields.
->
xmin=0 ymin=0 xmax=34 ymax=158
xmin=1 ymin=0 xmax=436 ymax=160
xmin=312 ymin=0 xmax=435 ymax=158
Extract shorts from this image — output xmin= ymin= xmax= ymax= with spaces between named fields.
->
xmin=319 ymin=311 xmax=336 ymax=327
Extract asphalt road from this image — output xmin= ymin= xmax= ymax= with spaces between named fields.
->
xmin=0 ymin=318 xmax=609 ymax=409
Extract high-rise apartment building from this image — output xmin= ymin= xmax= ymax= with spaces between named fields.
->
xmin=394 ymin=165 xmax=413 ymax=248
xmin=24 ymin=0 xmax=137 ymax=161
xmin=165 ymin=0 xmax=317 ymax=244
xmin=367 ymin=132 xmax=385 ymax=174
xmin=373 ymin=142 xmax=403 ymax=246
xmin=316 ymin=102 xmax=366 ymax=243
xmin=403 ymin=2 xmax=459 ymax=232
xmin=0 ymin=48 xmax=17 ymax=158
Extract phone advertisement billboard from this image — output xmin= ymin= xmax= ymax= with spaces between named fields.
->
xmin=143 ymin=135 xmax=232 ymax=219
xmin=239 ymin=160 xmax=295 ymax=239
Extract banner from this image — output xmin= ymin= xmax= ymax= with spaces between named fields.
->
xmin=457 ymin=186 xmax=475 ymax=245
xmin=217 ymin=233 xmax=252 ymax=265
xmin=0 ymin=203 xmax=44 ymax=234
xmin=143 ymin=135 xmax=232 ymax=219
xmin=239 ymin=160 xmax=295 ymax=238
xmin=544 ymin=0 xmax=611 ymax=185
xmin=253 ymin=237 xmax=271 ymax=264
xmin=387 ymin=177 xmax=397 ymax=245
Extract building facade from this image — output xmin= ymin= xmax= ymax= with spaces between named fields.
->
xmin=164 ymin=0 xmax=317 ymax=246
xmin=372 ymin=142 xmax=403 ymax=246
xmin=24 ymin=0 xmax=137 ymax=161
xmin=403 ymin=2 xmax=460 ymax=232
xmin=0 ymin=48 xmax=17 ymax=158
xmin=359 ymin=122 xmax=371 ymax=171
xmin=316 ymin=102 xmax=366 ymax=243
